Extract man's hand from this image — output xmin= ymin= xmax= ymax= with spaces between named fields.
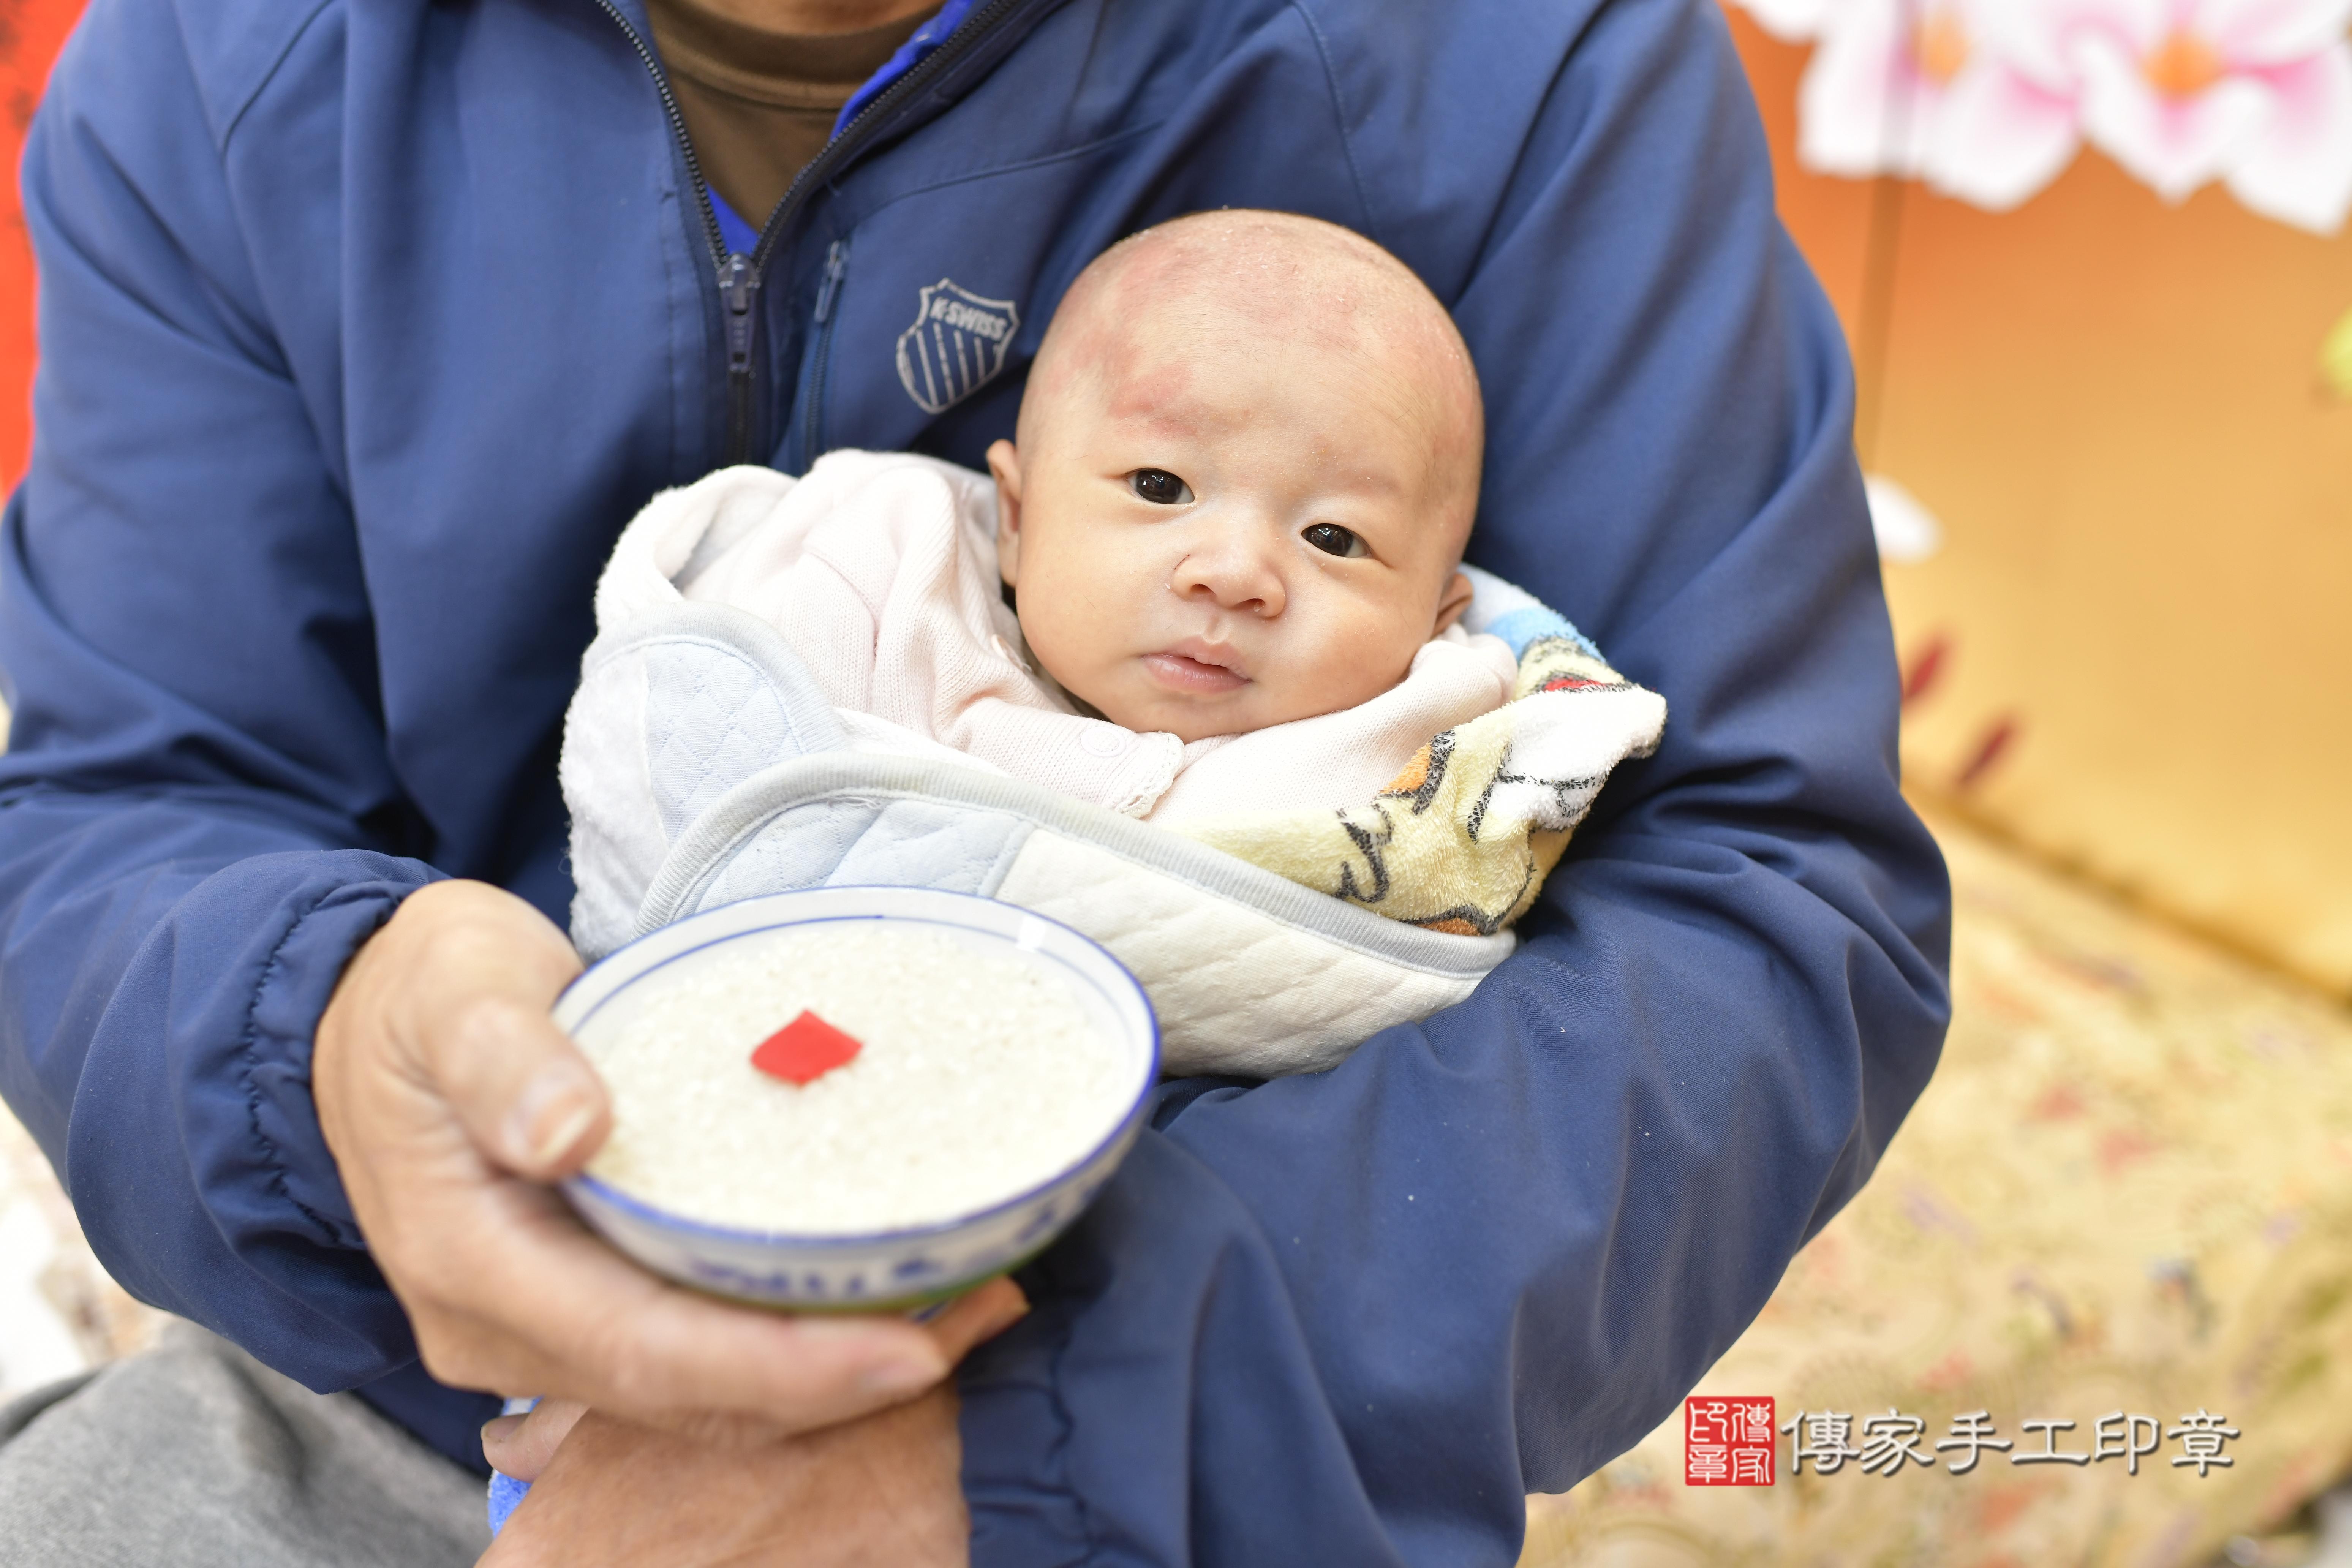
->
xmin=315 ymin=879 xmax=1016 ymax=1438
xmin=479 ymin=1385 xmax=971 ymax=1568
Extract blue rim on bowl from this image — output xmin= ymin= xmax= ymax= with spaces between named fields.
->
xmin=553 ymin=887 xmax=1160 ymax=1303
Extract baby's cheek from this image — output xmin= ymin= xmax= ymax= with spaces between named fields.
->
xmin=1018 ymin=592 xmax=1115 ymax=705
xmin=1298 ymin=616 xmax=1423 ymax=712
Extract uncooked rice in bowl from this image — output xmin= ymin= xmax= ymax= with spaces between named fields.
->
xmin=576 ymin=923 xmax=1130 ymax=1234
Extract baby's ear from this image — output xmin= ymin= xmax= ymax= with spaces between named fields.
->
xmin=986 ymin=439 xmax=1024 ymax=586
xmin=1432 ymin=569 xmax=1474 ymax=636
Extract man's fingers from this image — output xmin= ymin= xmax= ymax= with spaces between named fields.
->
xmin=415 ymin=1184 xmax=949 ymax=1427
xmin=922 ymin=1277 xmax=1031 ymax=1365
xmin=564 ymin=1265 xmax=952 ymax=1424
xmin=469 ymin=1280 xmax=1027 ymax=1458
xmin=483 ymin=1398 xmax=590 ymax=1482
xmin=430 ymin=994 xmax=609 ymax=1178
xmin=385 ymin=884 xmax=604 ymax=1179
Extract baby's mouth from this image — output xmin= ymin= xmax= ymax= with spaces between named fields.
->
xmin=1142 ymin=641 xmax=1250 ymax=694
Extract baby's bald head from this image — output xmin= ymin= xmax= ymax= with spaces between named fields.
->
xmin=986 ymin=212 xmax=1489 ymax=741
xmin=1020 ymin=210 xmax=1484 ymax=531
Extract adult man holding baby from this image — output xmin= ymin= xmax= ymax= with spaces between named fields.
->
xmin=0 ymin=0 xmax=1951 ymax=1562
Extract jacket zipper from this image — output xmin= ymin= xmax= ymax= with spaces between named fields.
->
xmin=587 ymin=0 xmax=754 ymax=458
xmin=591 ymin=0 xmax=1023 ymax=466
xmin=801 ymin=239 xmax=849 ymax=462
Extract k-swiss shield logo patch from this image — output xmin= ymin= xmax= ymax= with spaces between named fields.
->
xmin=895 ymin=279 xmax=1021 ymax=414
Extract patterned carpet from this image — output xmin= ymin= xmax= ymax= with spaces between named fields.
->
xmin=1523 ymin=805 xmax=2352 ymax=1568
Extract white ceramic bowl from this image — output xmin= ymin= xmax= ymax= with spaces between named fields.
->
xmin=555 ymin=887 xmax=1160 ymax=1311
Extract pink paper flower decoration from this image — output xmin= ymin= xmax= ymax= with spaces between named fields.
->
xmin=2063 ymin=0 xmax=2352 ymax=228
xmin=1792 ymin=0 xmax=2085 ymax=207
xmin=1735 ymin=0 xmax=2352 ymax=231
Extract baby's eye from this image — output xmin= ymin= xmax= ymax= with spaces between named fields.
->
xmin=1129 ymin=469 xmax=1195 ymax=505
xmin=1302 ymin=523 xmax=1368 ymax=558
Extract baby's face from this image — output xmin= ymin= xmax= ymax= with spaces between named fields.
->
xmin=988 ymin=261 xmax=1478 ymax=743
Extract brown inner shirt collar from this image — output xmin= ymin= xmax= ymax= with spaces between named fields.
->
xmin=645 ymin=0 xmax=942 ymax=228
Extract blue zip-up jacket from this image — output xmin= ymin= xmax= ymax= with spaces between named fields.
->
xmin=0 ymin=0 xmax=1951 ymax=1559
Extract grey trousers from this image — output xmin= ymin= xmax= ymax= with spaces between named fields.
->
xmin=0 ymin=1322 xmax=490 ymax=1568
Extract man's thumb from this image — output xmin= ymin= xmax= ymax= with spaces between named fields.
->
xmin=392 ymin=885 xmax=607 ymax=1180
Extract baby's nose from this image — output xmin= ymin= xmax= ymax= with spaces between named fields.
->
xmin=1171 ymin=535 xmax=1285 ymax=615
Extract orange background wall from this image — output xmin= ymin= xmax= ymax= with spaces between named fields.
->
xmin=1726 ymin=9 xmax=2352 ymax=996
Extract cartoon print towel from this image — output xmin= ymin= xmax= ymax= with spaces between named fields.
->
xmin=1173 ymin=633 xmax=1663 ymax=936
